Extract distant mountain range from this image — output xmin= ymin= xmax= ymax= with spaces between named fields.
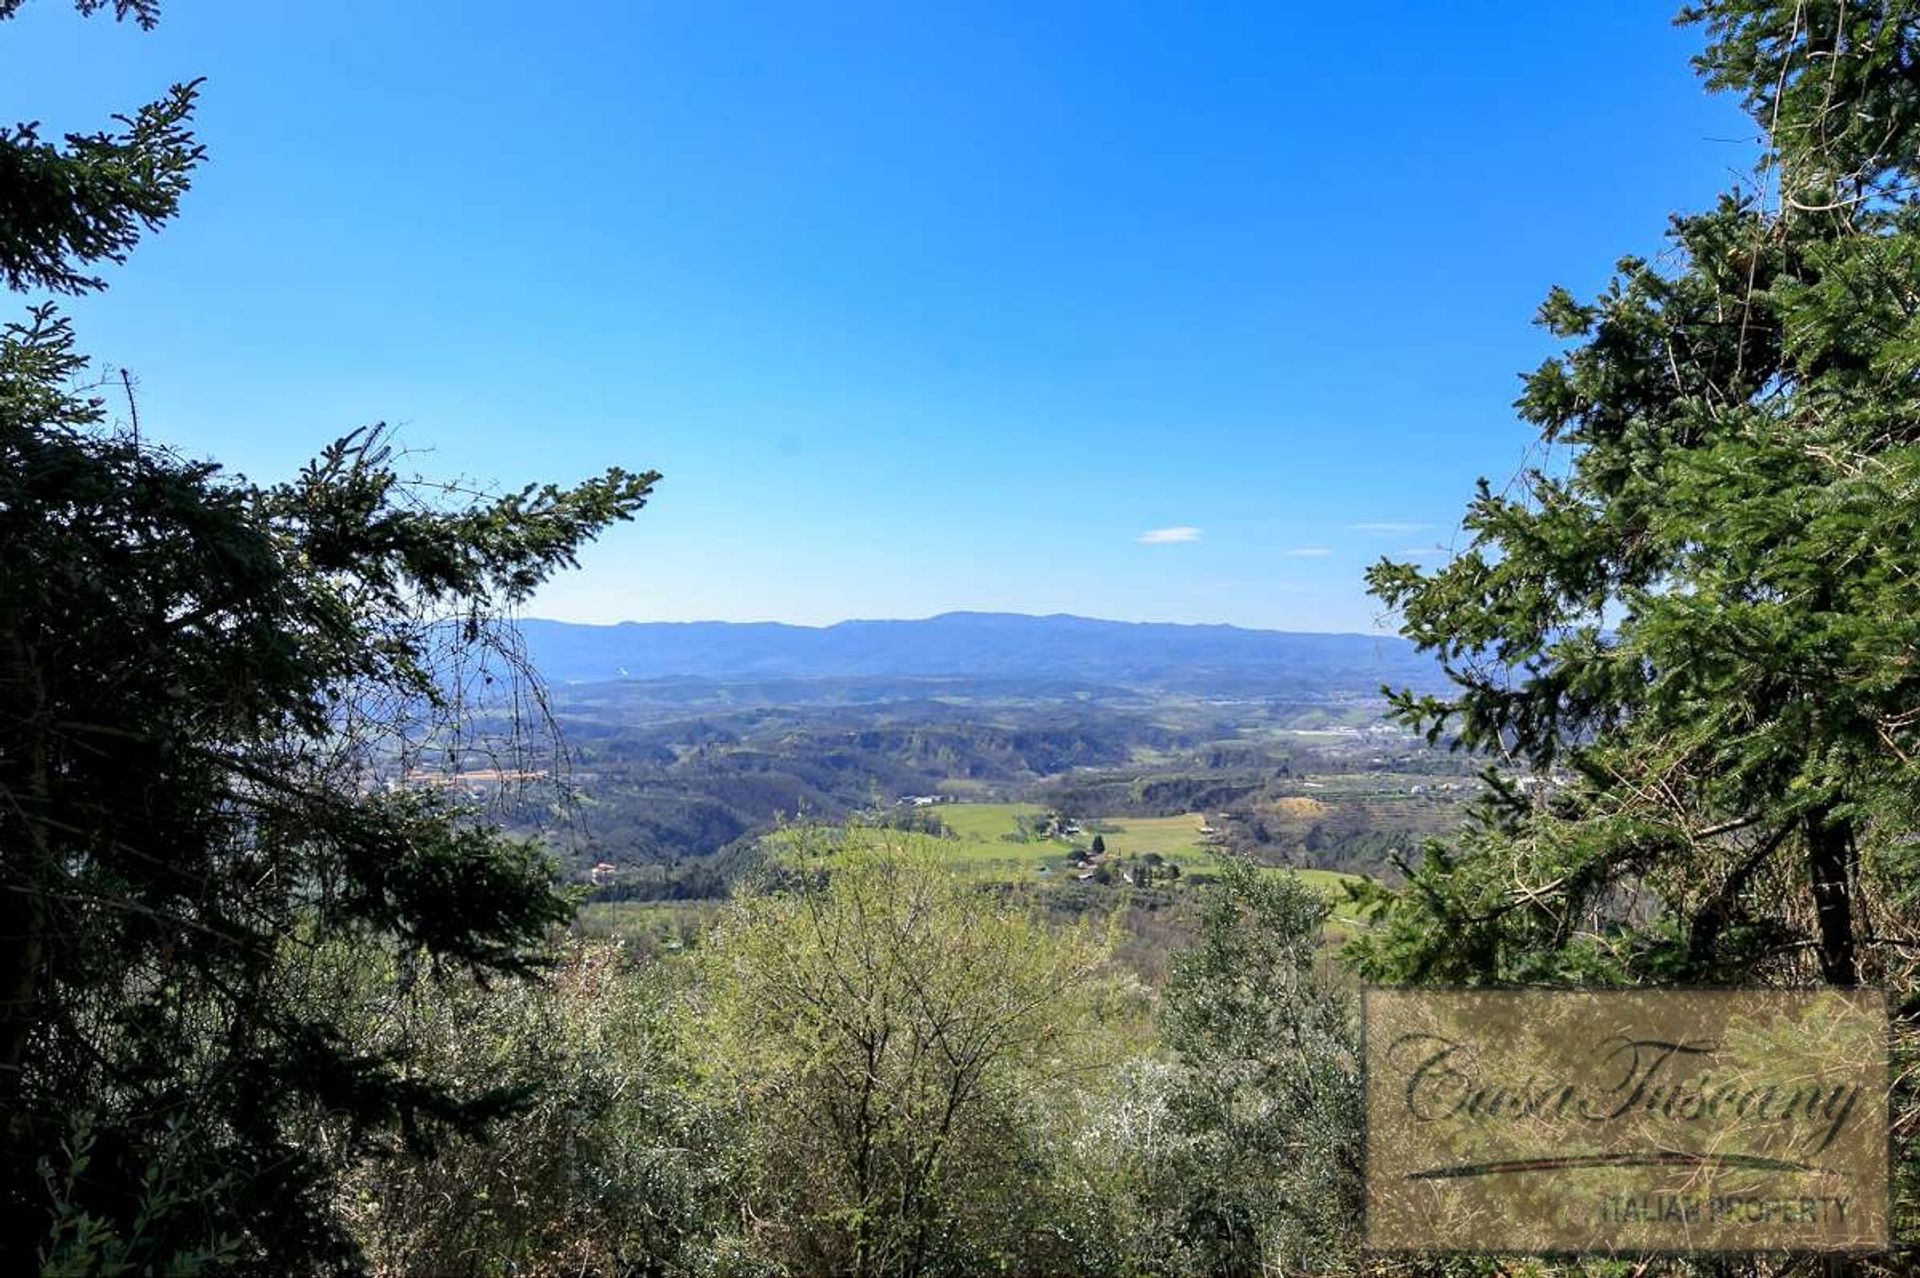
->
xmin=517 ymin=612 xmax=1447 ymax=698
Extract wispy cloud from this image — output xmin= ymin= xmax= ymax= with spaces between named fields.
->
xmin=1348 ymin=520 xmax=1431 ymax=535
xmin=1284 ymin=547 xmax=1332 ymax=557
xmin=1138 ymin=526 xmax=1202 ymax=545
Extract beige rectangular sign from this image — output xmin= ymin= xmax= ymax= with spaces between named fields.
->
xmin=1364 ymin=988 xmax=1888 ymax=1254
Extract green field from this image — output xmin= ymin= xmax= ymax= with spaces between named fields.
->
xmin=936 ymin=801 xmax=1043 ymax=841
xmin=940 ymin=805 xmax=1212 ymax=862
xmin=1089 ymin=814 xmax=1216 ymax=866
xmin=763 ymin=803 xmax=1368 ymax=922
xmin=922 ymin=804 xmax=1225 ymax=876
xmin=587 ymin=806 xmax=1370 ymax=964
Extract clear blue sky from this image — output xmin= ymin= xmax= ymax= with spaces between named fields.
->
xmin=5 ymin=1 xmax=1754 ymax=632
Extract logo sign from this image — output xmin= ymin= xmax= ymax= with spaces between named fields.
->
xmin=1364 ymin=989 xmax=1888 ymax=1254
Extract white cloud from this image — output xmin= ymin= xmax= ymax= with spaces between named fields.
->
xmin=1138 ymin=526 xmax=1202 ymax=545
xmin=1348 ymin=520 xmax=1431 ymax=534
xmin=1284 ymin=547 xmax=1332 ymax=557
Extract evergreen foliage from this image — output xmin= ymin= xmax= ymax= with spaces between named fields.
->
xmin=0 ymin=3 xmax=656 ymax=1269
xmin=13 ymin=0 xmax=1917 ymax=1272
xmin=1357 ymin=0 xmax=1920 ymax=1000
xmin=333 ymin=943 xmax=722 ymax=1276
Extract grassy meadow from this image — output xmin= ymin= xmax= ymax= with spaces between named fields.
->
xmin=752 ymin=801 xmax=1368 ymax=929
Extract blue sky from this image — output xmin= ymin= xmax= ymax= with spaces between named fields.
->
xmin=5 ymin=1 xmax=1754 ymax=631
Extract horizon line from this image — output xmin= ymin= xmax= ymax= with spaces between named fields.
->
xmin=514 ymin=609 xmax=1406 ymax=640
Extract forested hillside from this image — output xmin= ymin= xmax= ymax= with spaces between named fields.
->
xmin=517 ymin=612 xmax=1449 ymax=694
xmin=495 ymin=675 xmax=1475 ymax=889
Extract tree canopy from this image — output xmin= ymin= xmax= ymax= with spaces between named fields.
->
xmin=692 ymin=837 xmax=1123 ymax=1278
xmin=1358 ymin=0 xmax=1920 ymax=999
xmin=0 ymin=3 xmax=657 ymax=1269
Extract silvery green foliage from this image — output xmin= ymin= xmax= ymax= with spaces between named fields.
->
xmin=1155 ymin=860 xmax=1363 ymax=1276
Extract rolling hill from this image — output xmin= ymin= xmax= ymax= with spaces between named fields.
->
xmin=517 ymin=612 xmax=1444 ymax=697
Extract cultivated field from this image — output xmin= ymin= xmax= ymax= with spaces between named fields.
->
xmin=769 ymin=802 xmax=1367 ymax=922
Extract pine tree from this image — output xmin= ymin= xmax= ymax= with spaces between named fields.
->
xmin=0 ymin=4 xmax=657 ymax=1269
xmin=1355 ymin=0 xmax=1920 ymax=1002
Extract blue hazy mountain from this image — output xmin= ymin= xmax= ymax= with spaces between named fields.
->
xmin=517 ymin=612 xmax=1444 ymax=697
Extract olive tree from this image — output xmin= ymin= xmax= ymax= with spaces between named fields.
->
xmin=692 ymin=834 xmax=1129 ymax=1277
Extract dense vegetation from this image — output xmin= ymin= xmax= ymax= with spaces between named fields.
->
xmin=329 ymin=836 xmax=1364 ymax=1278
xmin=0 ymin=3 xmax=656 ymax=1268
xmin=1352 ymin=0 xmax=1920 ymax=1254
xmin=7 ymin=1 xmax=1920 ymax=1275
xmin=1355 ymin=0 xmax=1920 ymax=992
